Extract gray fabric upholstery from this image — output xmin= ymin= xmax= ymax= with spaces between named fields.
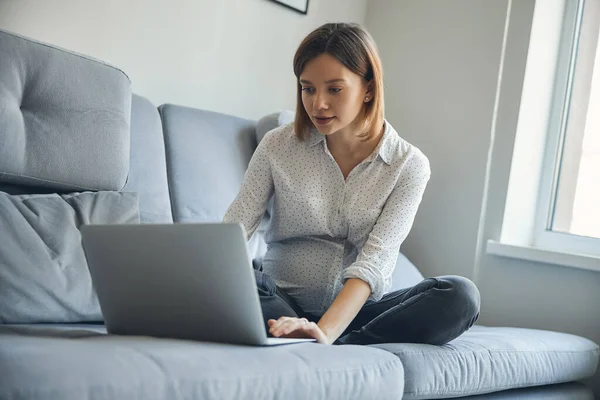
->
xmin=0 ymin=324 xmax=405 ymax=400
xmin=160 ymin=104 xmax=257 ymax=223
xmin=389 ymin=252 xmax=426 ymax=291
xmin=371 ymin=325 xmax=600 ymax=399
xmin=160 ymin=104 xmax=268 ymax=258
xmin=458 ymin=382 xmax=594 ymax=399
xmin=0 ymin=29 xmax=131 ymax=191
xmin=256 ymin=110 xmax=295 ymax=144
xmin=123 ymin=95 xmax=172 ymax=223
xmin=0 ymin=191 xmax=139 ymax=323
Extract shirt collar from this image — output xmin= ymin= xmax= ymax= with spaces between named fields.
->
xmin=308 ymin=127 xmax=325 ymax=147
xmin=309 ymin=120 xmax=395 ymax=165
xmin=375 ymin=120 xmax=396 ymax=165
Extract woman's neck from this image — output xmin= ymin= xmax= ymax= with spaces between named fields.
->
xmin=326 ymin=121 xmax=384 ymax=159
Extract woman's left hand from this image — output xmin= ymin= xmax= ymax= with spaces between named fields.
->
xmin=268 ymin=316 xmax=330 ymax=344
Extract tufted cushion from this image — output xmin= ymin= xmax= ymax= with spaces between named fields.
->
xmin=0 ymin=29 xmax=131 ymax=191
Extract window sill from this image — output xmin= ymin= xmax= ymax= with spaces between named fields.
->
xmin=486 ymin=240 xmax=600 ymax=273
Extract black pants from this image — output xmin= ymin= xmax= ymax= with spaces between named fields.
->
xmin=253 ymin=260 xmax=481 ymax=346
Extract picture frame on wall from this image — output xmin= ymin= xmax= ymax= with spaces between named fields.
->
xmin=269 ymin=0 xmax=309 ymax=15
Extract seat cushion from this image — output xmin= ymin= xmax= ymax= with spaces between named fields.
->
xmin=452 ymin=382 xmax=594 ymax=399
xmin=372 ymin=325 xmax=599 ymax=399
xmin=0 ymin=324 xmax=404 ymax=400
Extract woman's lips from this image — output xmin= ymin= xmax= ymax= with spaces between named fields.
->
xmin=314 ymin=116 xmax=335 ymax=125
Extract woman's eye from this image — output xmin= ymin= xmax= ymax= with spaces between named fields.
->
xmin=302 ymin=87 xmax=315 ymax=93
xmin=329 ymin=88 xmax=342 ymax=93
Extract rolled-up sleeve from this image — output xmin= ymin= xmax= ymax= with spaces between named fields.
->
xmin=341 ymin=150 xmax=431 ymax=301
xmin=223 ymin=133 xmax=274 ymax=241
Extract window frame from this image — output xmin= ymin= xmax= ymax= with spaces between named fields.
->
xmin=534 ymin=0 xmax=600 ymax=257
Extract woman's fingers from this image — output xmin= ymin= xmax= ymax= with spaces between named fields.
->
xmin=281 ymin=318 xmax=309 ymax=335
xmin=268 ymin=317 xmax=288 ymax=335
xmin=268 ymin=317 xmax=330 ymax=344
xmin=272 ymin=319 xmax=299 ymax=336
xmin=268 ymin=317 xmax=287 ymax=331
xmin=269 ymin=317 xmax=309 ymax=336
xmin=269 ymin=316 xmax=290 ymax=330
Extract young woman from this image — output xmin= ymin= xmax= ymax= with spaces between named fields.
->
xmin=224 ymin=23 xmax=480 ymax=345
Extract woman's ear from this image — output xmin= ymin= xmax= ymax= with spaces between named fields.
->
xmin=364 ymin=80 xmax=374 ymax=103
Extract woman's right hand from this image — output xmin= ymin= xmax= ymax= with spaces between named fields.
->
xmin=268 ymin=316 xmax=330 ymax=344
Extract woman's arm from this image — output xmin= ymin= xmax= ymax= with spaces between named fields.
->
xmin=317 ymin=278 xmax=371 ymax=343
xmin=223 ymin=134 xmax=274 ymax=240
xmin=341 ymin=150 xmax=431 ymax=302
xmin=268 ymin=278 xmax=371 ymax=344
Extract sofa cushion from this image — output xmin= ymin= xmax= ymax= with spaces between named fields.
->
xmin=160 ymin=104 xmax=256 ymax=223
xmin=372 ymin=325 xmax=600 ymax=399
xmin=256 ymin=110 xmax=295 ymax=144
xmin=454 ymin=382 xmax=594 ymax=399
xmin=0 ymin=324 xmax=404 ymax=400
xmin=123 ymin=95 xmax=172 ymax=223
xmin=0 ymin=191 xmax=139 ymax=323
xmin=0 ymin=29 xmax=131 ymax=191
xmin=159 ymin=104 xmax=267 ymax=258
xmin=389 ymin=252 xmax=426 ymax=291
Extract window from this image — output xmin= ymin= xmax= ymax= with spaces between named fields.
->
xmin=535 ymin=0 xmax=600 ymax=256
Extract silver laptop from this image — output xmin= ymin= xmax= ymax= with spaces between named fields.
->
xmin=81 ymin=222 xmax=315 ymax=346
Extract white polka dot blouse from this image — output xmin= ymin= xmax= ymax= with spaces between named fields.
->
xmin=223 ymin=121 xmax=431 ymax=315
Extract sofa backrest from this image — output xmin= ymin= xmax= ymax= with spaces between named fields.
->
xmin=125 ymin=95 xmax=173 ymax=223
xmin=0 ymin=29 xmax=131 ymax=194
xmin=158 ymin=104 xmax=268 ymax=258
xmin=159 ymin=104 xmax=256 ymax=223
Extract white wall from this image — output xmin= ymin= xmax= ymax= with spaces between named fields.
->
xmin=0 ymin=0 xmax=368 ymax=120
xmin=365 ymin=0 xmax=509 ymax=280
xmin=366 ymin=0 xmax=600 ymax=393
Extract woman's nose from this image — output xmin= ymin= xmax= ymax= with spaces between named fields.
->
xmin=313 ymin=91 xmax=328 ymax=110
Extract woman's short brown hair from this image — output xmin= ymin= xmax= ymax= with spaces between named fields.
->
xmin=292 ymin=23 xmax=384 ymax=141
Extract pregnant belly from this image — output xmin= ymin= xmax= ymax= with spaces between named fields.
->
xmin=261 ymin=238 xmax=342 ymax=314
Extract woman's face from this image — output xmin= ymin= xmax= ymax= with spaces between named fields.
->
xmin=299 ymin=53 xmax=371 ymax=137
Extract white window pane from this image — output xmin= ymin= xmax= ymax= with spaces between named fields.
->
xmin=552 ymin=24 xmax=600 ymax=239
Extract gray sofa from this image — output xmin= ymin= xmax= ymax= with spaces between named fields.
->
xmin=0 ymin=29 xmax=598 ymax=400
